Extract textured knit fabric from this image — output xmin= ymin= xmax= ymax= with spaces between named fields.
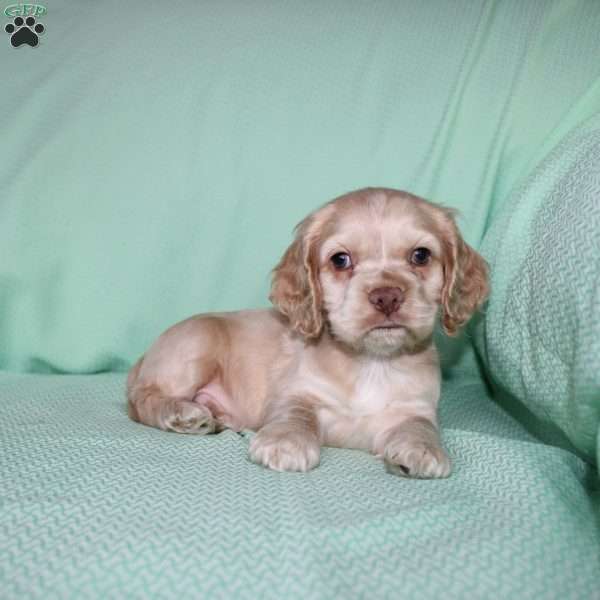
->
xmin=0 ymin=373 xmax=598 ymax=599
xmin=478 ymin=118 xmax=600 ymax=466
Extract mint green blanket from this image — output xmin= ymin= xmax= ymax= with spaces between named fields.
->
xmin=1 ymin=1 xmax=599 ymax=597
xmin=1 ymin=374 xmax=598 ymax=599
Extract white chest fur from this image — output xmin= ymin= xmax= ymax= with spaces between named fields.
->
xmin=284 ymin=338 xmax=440 ymax=424
xmin=311 ymin=355 xmax=439 ymax=450
xmin=349 ymin=360 xmax=400 ymax=415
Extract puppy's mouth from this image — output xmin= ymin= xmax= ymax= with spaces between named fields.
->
xmin=367 ymin=322 xmax=406 ymax=336
xmin=368 ymin=322 xmax=405 ymax=332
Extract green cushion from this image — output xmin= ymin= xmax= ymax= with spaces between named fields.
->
xmin=1 ymin=373 xmax=598 ymax=599
xmin=477 ymin=118 xmax=600 ymax=465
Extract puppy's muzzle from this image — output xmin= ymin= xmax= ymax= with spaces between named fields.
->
xmin=368 ymin=287 xmax=404 ymax=316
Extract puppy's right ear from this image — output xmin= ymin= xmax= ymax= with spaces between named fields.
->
xmin=269 ymin=217 xmax=323 ymax=339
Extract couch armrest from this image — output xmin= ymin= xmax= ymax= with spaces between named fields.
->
xmin=476 ymin=117 xmax=600 ymax=467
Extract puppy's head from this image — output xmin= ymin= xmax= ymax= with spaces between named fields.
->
xmin=270 ymin=188 xmax=488 ymax=356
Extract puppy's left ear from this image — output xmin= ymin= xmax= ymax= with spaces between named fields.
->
xmin=440 ymin=213 xmax=489 ymax=336
xmin=269 ymin=216 xmax=324 ymax=339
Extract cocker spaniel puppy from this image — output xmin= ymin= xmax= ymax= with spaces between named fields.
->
xmin=127 ymin=188 xmax=488 ymax=477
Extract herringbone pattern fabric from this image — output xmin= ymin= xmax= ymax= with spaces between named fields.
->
xmin=1 ymin=374 xmax=598 ymax=599
xmin=479 ymin=119 xmax=600 ymax=464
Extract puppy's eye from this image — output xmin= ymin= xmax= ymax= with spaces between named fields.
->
xmin=330 ymin=252 xmax=352 ymax=270
xmin=410 ymin=247 xmax=431 ymax=266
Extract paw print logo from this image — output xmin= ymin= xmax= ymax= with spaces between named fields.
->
xmin=5 ymin=16 xmax=45 ymax=47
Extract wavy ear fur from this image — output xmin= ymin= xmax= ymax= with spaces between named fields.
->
xmin=440 ymin=214 xmax=489 ymax=336
xmin=269 ymin=216 xmax=324 ymax=339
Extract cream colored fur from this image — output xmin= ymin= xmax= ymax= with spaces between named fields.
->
xmin=127 ymin=188 xmax=488 ymax=477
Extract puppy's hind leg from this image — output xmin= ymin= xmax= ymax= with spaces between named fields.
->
xmin=127 ymin=358 xmax=217 ymax=434
xmin=127 ymin=315 xmax=237 ymax=434
xmin=128 ymin=384 xmax=217 ymax=434
xmin=130 ymin=389 xmax=217 ymax=434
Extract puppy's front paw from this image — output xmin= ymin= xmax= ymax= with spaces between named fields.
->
xmin=384 ymin=439 xmax=451 ymax=479
xmin=249 ymin=426 xmax=320 ymax=473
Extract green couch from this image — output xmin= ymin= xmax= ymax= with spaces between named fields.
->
xmin=1 ymin=2 xmax=599 ymax=598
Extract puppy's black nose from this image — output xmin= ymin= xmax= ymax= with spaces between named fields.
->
xmin=368 ymin=287 xmax=404 ymax=316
